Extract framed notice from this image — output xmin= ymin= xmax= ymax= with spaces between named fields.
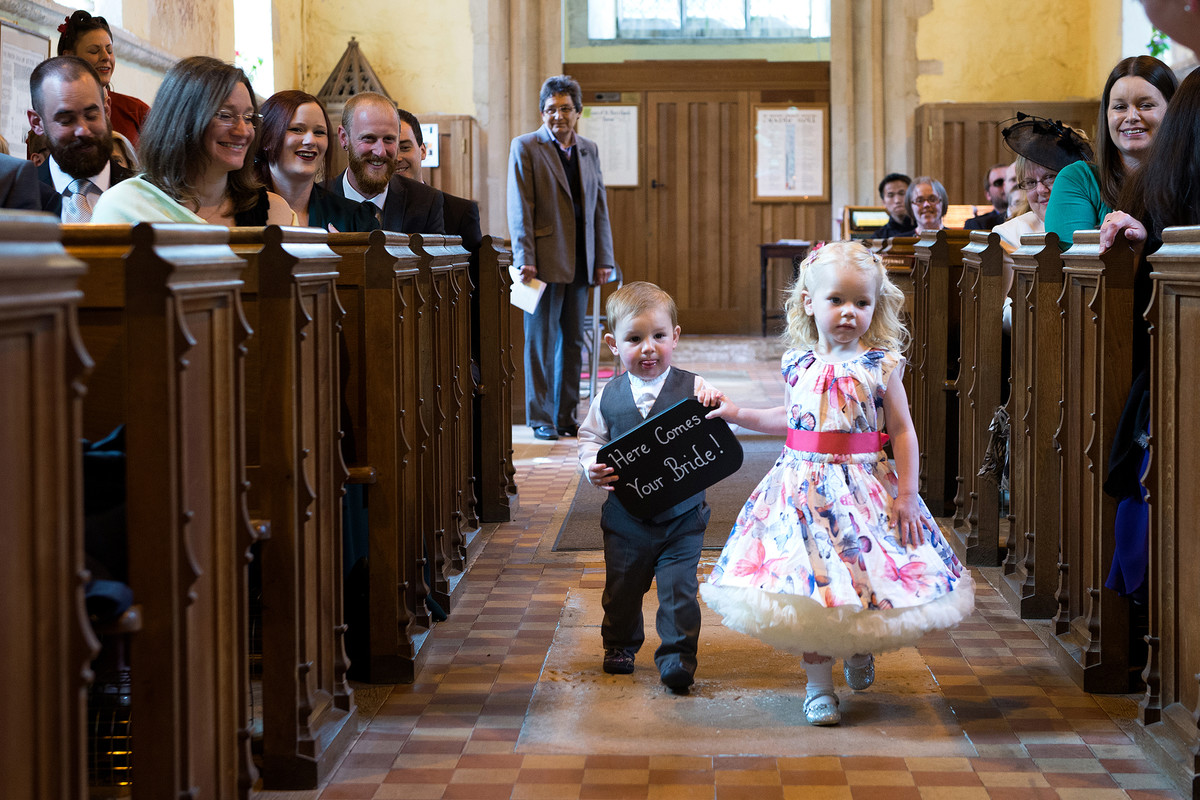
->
xmin=420 ymin=123 xmax=440 ymax=168
xmin=752 ymin=103 xmax=828 ymax=203
xmin=0 ymin=21 xmax=50 ymax=154
xmin=577 ymin=104 xmax=638 ymax=187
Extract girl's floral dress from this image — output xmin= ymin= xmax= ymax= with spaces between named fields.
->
xmin=699 ymin=348 xmax=974 ymax=658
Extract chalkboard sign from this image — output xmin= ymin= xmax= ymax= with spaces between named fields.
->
xmin=598 ymin=398 xmax=744 ymax=519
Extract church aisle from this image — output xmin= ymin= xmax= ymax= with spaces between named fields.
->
xmin=305 ymin=340 xmax=1184 ymax=800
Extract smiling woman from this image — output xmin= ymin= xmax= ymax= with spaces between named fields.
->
xmin=56 ymin=10 xmax=150 ymax=146
xmin=254 ymin=91 xmax=380 ymax=231
xmin=92 ymin=56 xmax=294 ymax=227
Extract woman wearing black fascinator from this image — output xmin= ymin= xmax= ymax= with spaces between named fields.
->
xmin=993 ymin=112 xmax=1093 ymax=329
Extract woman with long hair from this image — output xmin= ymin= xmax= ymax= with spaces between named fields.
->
xmin=92 ymin=56 xmax=293 ymax=226
xmin=1045 ymin=55 xmax=1177 ymax=248
xmin=255 ymin=90 xmax=379 ymax=231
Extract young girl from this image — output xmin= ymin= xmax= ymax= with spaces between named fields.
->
xmin=701 ymin=241 xmax=974 ymax=726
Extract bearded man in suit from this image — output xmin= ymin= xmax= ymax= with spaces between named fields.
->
xmin=507 ymin=74 xmax=616 ymax=441
xmin=324 ymin=92 xmax=444 ymax=235
xmin=28 ymin=56 xmax=133 ymax=221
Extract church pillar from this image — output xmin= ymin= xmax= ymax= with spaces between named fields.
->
xmin=830 ymin=0 xmax=926 ymax=237
xmin=474 ymin=0 xmax=563 ymax=235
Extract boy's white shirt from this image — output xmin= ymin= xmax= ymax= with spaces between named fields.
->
xmin=578 ymin=367 xmax=711 ymax=471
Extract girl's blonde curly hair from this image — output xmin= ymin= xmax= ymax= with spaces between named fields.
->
xmin=782 ymin=241 xmax=909 ymax=353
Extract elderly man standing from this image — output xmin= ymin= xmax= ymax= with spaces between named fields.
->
xmin=508 ymin=74 xmax=616 ymax=441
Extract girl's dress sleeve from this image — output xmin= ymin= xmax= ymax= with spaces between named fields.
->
xmin=1044 ymin=160 xmax=1110 ymax=250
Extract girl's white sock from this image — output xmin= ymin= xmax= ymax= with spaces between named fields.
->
xmin=803 ymin=656 xmax=835 ymax=699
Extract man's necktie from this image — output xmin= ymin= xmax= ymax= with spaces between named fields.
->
xmin=61 ymin=178 xmax=97 ymax=224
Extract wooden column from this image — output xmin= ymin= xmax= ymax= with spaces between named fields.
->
xmin=952 ymin=230 xmax=1005 ymax=566
xmin=1139 ymin=225 xmax=1200 ymax=799
xmin=475 ymin=235 xmax=519 ymax=521
xmin=878 ymin=236 xmax=918 ymax=403
xmin=1052 ymin=231 xmax=1136 ymax=693
xmin=69 ymin=223 xmax=259 ymax=799
xmin=0 ymin=212 xmax=97 ymax=800
xmin=329 ymin=230 xmax=427 ymax=683
xmin=1001 ymin=232 xmax=1063 ymax=619
xmin=227 ymin=226 xmax=356 ymax=788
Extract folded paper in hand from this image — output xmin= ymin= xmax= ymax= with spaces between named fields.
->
xmin=509 ymin=267 xmax=547 ymax=314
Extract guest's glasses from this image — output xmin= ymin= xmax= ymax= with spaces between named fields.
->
xmin=912 ymin=196 xmax=942 ymax=207
xmin=1017 ymin=173 xmax=1057 ymax=192
xmin=213 ymin=109 xmax=261 ymax=128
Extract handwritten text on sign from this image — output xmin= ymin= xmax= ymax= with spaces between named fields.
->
xmin=598 ymin=398 xmax=744 ymax=519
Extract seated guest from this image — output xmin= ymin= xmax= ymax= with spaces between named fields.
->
xmin=871 ymin=172 xmax=916 ymax=238
xmin=964 ymin=163 xmax=1009 ymax=229
xmin=92 ymin=56 xmax=293 ymax=226
xmin=396 ymin=108 xmax=482 ymax=251
xmin=994 ymin=115 xmax=1093 ymax=329
xmin=1099 ymin=66 xmax=1200 ymax=603
xmin=28 ymin=56 xmax=134 ymax=222
xmin=1003 ymin=161 xmax=1027 ymax=219
xmin=56 ymin=11 xmax=149 ymax=146
xmin=26 ymin=130 xmax=49 ymax=167
xmin=906 ymin=176 xmax=948 ymax=234
xmin=1046 ymin=55 xmax=1176 ymax=248
xmin=323 ymin=92 xmax=444 ymax=234
xmin=255 ymin=90 xmax=379 ymax=232
xmin=0 ymin=152 xmax=41 ymax=210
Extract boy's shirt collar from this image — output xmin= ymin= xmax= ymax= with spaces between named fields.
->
xmin=628 ymin=367 xmax=671 ymax=418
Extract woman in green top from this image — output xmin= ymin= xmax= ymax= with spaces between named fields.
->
xmin=1044 ymin=55 xmax=1176 ymax=248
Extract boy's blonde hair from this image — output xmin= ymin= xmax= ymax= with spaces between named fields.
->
xmin=783 ymin=241 xmax=908 ymax=352
xmin=605 ymin=281 xmax=678 ymax=332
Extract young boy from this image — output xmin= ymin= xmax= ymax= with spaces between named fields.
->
xmin=578 ymin=281 xmax=723 ymax=693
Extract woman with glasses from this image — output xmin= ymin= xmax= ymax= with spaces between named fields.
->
xmin=903 ymin=177 xmax=948 ymax=234
xmin=254 ymin=90 xmax=379 ymax=232
xmin=993 ymin=115 xmax=1093 ymax=329
xmin=1045 ymin=55 xmax=1177 ymax=248
xmin=93 ymin=56 xmax=294 ymax=226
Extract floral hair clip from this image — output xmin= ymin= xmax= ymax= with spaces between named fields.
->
xmin=57 ymin=15 xmax=70 ymax=33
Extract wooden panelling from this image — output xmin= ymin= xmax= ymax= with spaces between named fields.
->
xmin=561 ymin=61 xmax=832 ymax=335
xmin=914 ymin=102 xmax=1097 ymax=205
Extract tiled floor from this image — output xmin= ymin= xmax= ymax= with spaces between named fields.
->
xmin=299 ymin=338 xmax=1187 ymax=800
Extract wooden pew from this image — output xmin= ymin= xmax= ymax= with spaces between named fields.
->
xmin=226 ymin=226 xmax=355 ymax=788
xmin=1051 ymin=231 xmax=1137 ymax=693
xmin=912 ymin=228 xmax=971 ymax=517
xmin=328 ymin=230 xmax=427 ymax=682
xmin=0 ymin=212 xmax=98 ymax=800
xmin=68 ymin=223 xmax=258 ymax=799
xmin=409 ymin=233 xmax=478 ymax=607
xmin=1000 ymin=232 xmax=1063 ymax=618
xmin=878 ymin=235 xmax=920 ymax=407
xmin=474 ymin=235 xmax=519 ymax=521
xmin=1139 ymin=225 xmax=1200 ymax=797
xmin=952 ymin=230 xmax=1005 ymax=566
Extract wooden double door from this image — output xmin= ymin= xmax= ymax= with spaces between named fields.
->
xmin=570 ymin=62 xmax=831 ymax=336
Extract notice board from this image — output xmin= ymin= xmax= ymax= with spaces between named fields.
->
xmin=1 ymin=20 xmax=50 ymax=153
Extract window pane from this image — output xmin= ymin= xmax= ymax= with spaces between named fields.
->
xmin=747 ymin=0 xmax=808 ymax=28
xmin=685 ymin=0 xmax=745 ymax=31
xmin=618 ymin=0 xmax=681 ymax=31
xmin=590 ymin=0 xmax=618 ymax=38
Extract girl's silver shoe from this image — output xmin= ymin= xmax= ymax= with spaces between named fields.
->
xmin=803 ymin=692 xmax=841 ymax=726
xmin=844 ymin=653 xmax=875 ymax=691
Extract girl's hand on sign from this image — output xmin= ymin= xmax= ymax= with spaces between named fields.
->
xmin=588 ymin=460 xmax=618 ymax=491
